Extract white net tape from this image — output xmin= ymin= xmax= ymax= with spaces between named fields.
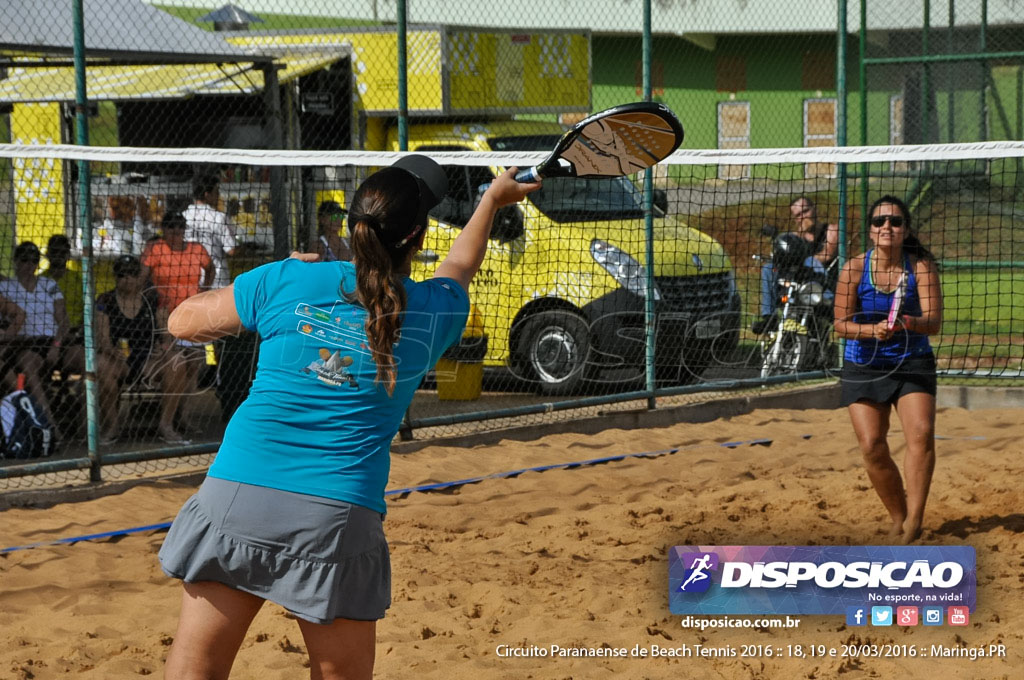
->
xmin=3 ymin=140 xmax=1024 ymax=167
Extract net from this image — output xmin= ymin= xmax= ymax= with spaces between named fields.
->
xmin=0 ymin=140 xmax=1021 ymax=478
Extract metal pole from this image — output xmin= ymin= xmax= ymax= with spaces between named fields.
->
xmin=837 ymin=0 xmax=849 ymax=267
xmin=947 ymin=0 xmax=955 ymax=143
xmin=980 ymin=0 xmax=988 ymax=141
xmin=922 ymin=0 xmax=931 ymax=145
xmin=642 ymin=0 xmax=655 ymax=408
xmin=862 ymin=49 xmax=1024 ymax=65
xmin=396 ymin=0 xmax=408 ymax=151
xmin=836 ymin=0 xmax=849 ymax=369
xmin=1017 ymin=66 xmax=1023 ymax=179
xmin=858 ymin=0 xmax=869 ymax=248
xmin=72 ymin=0 xmax=100 ymax=482
xmin=262 ymin=64 xmax=290 ymax=260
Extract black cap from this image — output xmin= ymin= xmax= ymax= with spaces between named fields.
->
xmin=47 ymin=234 xmax=72 ymax=252
xmin=391 ymin=154 xmax=448 ymax=214
xmin=348 ymin=155 xmax=449 ymax=254
xmin=113 ymin=254 xmax=142 ymax=277
xmin=318 ymin=200 xmax=345 ymax=217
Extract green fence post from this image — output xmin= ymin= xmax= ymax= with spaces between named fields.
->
xmin=72 ymin=0 xmax=100 ymax=482
xmin=397 ymin=0 xmax=408 ymax=151
xmin=642 ymin=0 xmax=655 ymax=408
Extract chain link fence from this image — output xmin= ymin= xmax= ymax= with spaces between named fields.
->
xmin=1 ymin=1 xmax=1022 ymax=488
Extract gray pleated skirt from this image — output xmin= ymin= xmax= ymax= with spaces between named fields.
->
xmin=158 ymin=477 xmax=391 ymax=624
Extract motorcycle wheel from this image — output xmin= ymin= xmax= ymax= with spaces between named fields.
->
xmin=761 ymin=332 xmax=809 ymax=378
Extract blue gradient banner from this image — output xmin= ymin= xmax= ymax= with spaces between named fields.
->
xmin=668 ymin=545 xmax=976 ymax=615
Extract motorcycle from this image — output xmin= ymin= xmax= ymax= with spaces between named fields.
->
xmin=754 ymin=225 xmax=837 ymax=378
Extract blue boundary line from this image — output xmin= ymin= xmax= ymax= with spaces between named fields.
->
xmin=1 ymin=432 xmax=984 ymax=555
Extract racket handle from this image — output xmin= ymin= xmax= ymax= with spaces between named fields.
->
xmin=514 ymin=167 xmax=541 ymax=183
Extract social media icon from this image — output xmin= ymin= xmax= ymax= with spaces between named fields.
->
xmin=923 ymin=607 xmax=943 ymax=626
xmin=871 ymin=606 xmax=893 ymax=626
xmin=948 ymin=606 xmax=969 ymax=626
xmin=846 ymin=606 xmax=867 ymax=626
xmin=897 ymin=606 xmax=918 ymax=626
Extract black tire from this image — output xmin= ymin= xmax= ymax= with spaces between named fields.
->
xmin=516 ymin=310 xmax=591 ymax=396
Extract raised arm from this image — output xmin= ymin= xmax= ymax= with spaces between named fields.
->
xmin=815 ymin=222 xmax=840 ymax=264
xmin=167 ymin=285 xmax=244 ymax=342
xmin=433 ymin=168 xmax=540 ymax=291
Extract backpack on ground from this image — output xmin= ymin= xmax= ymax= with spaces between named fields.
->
xmin=1 ymin=389 xmax=56 ymax=459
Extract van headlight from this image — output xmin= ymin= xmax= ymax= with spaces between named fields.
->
xmin=796 ymin=281 xmax=824 ymax=306
xmin=590 ymin=239 xmax=661 ymax=300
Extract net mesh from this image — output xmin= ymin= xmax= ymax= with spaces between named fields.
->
xmin=0 ymin=141 xmax=1021 ymax=489
xmin=2 ymin=0 xmax=1024 ymax=487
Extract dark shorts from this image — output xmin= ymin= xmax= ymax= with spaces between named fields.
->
xmin=159 ymin=477 xmax=391 ymax=624
xmin=0 ymin=336 xmax=56 ymax=376
xmin=839 ymin=353 xmax=937 ymax=407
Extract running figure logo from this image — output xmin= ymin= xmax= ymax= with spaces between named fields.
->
xmin=679 ymin=551 xmax=719 ymax=593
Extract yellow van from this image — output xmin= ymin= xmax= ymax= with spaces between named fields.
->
xmin=392 ymin=120 xmax=741 ymax=395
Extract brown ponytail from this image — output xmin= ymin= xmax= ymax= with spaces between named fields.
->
xmin=344 ymin=168 xmax=423 ymax=395
xmin=348 ymin=220 xmax=407 ymax=394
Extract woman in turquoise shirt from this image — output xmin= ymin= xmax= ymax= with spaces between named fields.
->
xmin=158 ymin=155 xmax=539 ymax=680
xmin=833 ymin=195 xmax=943 ymax=545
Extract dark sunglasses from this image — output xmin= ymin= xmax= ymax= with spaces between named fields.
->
xmin=116 ymin=269 xmax=141 ymax=278
xmin=870 ymin=215 xmax=905 ymax=228
xmin=16 ymin=256 xmax=40 ymax=263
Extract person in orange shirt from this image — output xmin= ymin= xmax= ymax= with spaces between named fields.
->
xmin=141 ymin=212 xmax=214 ymax=444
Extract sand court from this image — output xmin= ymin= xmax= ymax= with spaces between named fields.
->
xmin=1 ymin=406 xmax=1021 ymax=679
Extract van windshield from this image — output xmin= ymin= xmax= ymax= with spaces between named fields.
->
xmin=488 ymin=135 xmax=645 ymax=223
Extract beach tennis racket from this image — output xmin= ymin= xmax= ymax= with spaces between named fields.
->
xmin=886 ymin=271 xmax=907 ymax=331
xmin=514 ymin=102 xmax=684 ymax=182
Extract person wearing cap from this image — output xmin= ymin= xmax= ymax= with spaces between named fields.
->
xmin=41 ymin=234 xmax=84 ymax=332
xmin=315 ymin=200 xmax=352 ymax=263
xmin=157 ymin=156 xmax=539 ymax=679
xmin=94 ymin=255 xmax=165 ymax=445
xmin=0 ymin=241 xmax=85 ymax=430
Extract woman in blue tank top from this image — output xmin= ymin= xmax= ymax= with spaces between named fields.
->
xmin=833 ymin=195 xmax=943 ymax=544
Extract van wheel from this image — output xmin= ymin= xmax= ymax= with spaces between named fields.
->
xmin=516 ymin=310 xmax=591 ymax=396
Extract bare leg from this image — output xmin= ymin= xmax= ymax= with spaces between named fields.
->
xmin=848 ymin=400 xmax=906 ymax=539
xmin=96 ymin=354 xmax=127 ymax=440
xmin=297 ymin=616 xmax=377 ymax=680
xmin=893 ymin=391 xmax=937 ymax=543
xmin=16 ymin=350 xmax=54 ymax=424
xmin=164 ymin=581 xmax=264 ymax=680
xmin=159 ymin=347 xmax=190 ymax=441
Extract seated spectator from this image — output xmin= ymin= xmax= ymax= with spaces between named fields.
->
xmin=141 ymin=212 xmax=214 ymax=444
xmin=0 ymin=242 xmax=85 ymax=431
xmin=94 ymin=255 xmax=165 ymax=445
xmin=0 ymin=293 xmax=28 ymax=389
xmin=41 ymin=235 xmax=84 ymax=340
xmin=315 ymin=200 xmax=352 ymax=262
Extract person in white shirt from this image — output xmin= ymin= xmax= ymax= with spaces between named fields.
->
xmin=0 ymin=242 xmax=86 ymax=428
xmin=182 ymin=173 xmax=237 ymax=290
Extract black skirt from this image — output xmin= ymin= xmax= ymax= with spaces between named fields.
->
xmin=839 ymin=353 xmax=937 ymax=406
